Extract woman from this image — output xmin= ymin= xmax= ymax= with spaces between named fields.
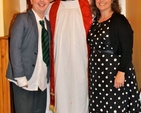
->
xmin=88 ymin=0 xmax=141 ymax=112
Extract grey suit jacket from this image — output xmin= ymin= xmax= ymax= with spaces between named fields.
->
xmin=6 ymin=10 xmax=51 ymax=83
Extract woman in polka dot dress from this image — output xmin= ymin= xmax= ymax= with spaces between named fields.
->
xmin=88 ymin=0 xmax=141 ymax=113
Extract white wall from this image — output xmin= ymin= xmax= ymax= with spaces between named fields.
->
xmin=20 ymin=0 xmax=27 ymax=12
xmin=119 ymin=0 xmax=126 ymax=15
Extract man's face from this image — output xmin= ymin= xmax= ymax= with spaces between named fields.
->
xmin=30 ymin=0 xmax=50 ymax=15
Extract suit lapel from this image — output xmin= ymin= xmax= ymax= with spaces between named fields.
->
xmin=28 ymin=10 xmax=38 ymax=39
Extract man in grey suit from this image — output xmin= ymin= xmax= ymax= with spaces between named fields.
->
xmin=6 ymin=0 xmax=51 ymax=113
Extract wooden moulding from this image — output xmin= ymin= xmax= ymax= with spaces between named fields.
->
xmin=0 ymin=36 xmax=11 ymax=113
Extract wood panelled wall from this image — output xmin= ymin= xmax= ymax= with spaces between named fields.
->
xmin=0 ymin=36 xmax=11 ymax=113
xmin=126 ymin=0 xmax=141 ymax=90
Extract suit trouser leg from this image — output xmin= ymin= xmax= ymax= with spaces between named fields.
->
xmin=12 ymin=83 xmax=47 ymax=113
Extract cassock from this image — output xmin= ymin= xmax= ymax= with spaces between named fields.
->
xmin=49 ymin=0 xmax=92 ymax=113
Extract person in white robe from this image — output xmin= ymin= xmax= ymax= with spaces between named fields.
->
xmin=47 ymin=0 xmax=92 ymax=113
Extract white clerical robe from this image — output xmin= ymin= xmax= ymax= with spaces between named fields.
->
xmin=54 ymin=1 xmax=89 ymax=113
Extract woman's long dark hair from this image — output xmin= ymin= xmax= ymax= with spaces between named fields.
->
xmin=89 ymin=0 xmax=121 ymax=20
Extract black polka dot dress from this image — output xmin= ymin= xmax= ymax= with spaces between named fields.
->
xmin=87 ymin=18 xmax=141 ymax=113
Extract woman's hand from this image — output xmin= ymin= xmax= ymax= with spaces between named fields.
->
xmin=114 ymin=71 xmax=125 ymax=89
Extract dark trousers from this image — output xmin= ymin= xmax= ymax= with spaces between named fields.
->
xmin=12 ymin=83 xmax=47 ymax=113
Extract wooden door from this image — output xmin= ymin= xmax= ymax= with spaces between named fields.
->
xmin=126 ymin=0 xmax=141 ymax=89
xmin=0 ymin=36 xmax=11 ymax=113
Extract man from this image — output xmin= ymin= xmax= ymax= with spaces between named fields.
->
xmin=48 ymin=0 xmax=92 ymax=113
xmin=6 ymin=0 xmax=50 ymax=113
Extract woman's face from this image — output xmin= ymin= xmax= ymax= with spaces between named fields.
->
xmin=95 ymin=0 xmax=113 ymax=12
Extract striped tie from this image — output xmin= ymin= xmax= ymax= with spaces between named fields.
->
xmin=39 ymin=20 xmax=49 ymax=66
